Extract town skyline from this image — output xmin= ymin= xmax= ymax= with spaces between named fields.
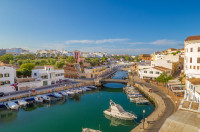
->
xmin=1 ymin=0 xmax=199 ymax=54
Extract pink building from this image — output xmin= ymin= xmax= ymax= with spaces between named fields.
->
xmin=74 ymin=50 xmax=84 ymax=63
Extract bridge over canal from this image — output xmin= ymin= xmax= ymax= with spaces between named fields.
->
xmin=100 ymin=79 xmax=128 ymax=84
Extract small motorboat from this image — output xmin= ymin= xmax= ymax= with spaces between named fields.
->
xmin=80 ymin=87 xmax=86 ymax=92
xmin=87 ymin=86 xmax=97 ymax=90
xmin=18 ymin=99 xmax=29 ymax=106
xmin=104 ymin=100 xmax=137 ymax=120
xmin=66 ymin=90 xmax=75 ymax=96
xmin=41 ymin=95 xmax=51 ymax=102
xmin=34 ymin=95 xmax=44 ymax=103
xmin=59 ymin=91 xmax=68 ymax=96
xmin=7 ymin=101 xmax=19 ymax=110
xmin=54 ymin=92 xmax=63 ymax=98
xmin=82 ymin=128 xmax=101 ymax=132
xmin=84 ymin=87 xmax=92 ymax=91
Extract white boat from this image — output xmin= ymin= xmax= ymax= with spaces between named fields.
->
xmin=7 ymin=101 xmax=19 ymax=110
xmin=66 ymin=90 xmax=75 ymax=95
xmin=104 ymin=100 xmax=137 ymax=120
xmin=34 ymin=95 xmax=44 ymax=103
xmin=18 ymin=99 xmax=29 ymax=106
xmin=59 ymin=91 xmax=68 ymax=96
xmin=41 ymin=95 xmax=51 ymax=102
xmin=54 ymin=93 xmax=63 ymax=98
xmin=87 ymin=86 xmax=97 ymax=90
xmin=82 ymin=128 xmax=101 ymax=132
xmin=84 ymin=87 xmax=92 ymax=91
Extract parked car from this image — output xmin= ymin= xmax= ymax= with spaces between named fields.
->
xmin=0 ymin=92 xmax=5 ymax=97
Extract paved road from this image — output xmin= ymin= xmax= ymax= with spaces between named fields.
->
xmin=134 ymin=78 xmax=175 ymax=132
xmin=1 ymin=81 xmax=79 ymax=100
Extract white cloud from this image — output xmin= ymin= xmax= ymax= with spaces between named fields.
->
xmin=128 ymin=39 xmax=182 ymax=46
xmin=65 ymin=38 xmax=129 ymax=44
xmin=65 ymin=40 xmax=94 ymax=44
xmin=95 ymin=39 xmax=129 ymax=44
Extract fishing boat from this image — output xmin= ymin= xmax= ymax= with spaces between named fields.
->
xmin=34 ymin=95 xmax=44 ymax=103
xmin=82 ymin=128 xmax=101 ymax=132
xmin=18 ymin=99 xmax=29 ymax=106
xmin=7 ymin=101 xmax=19 ymax=110
xmin=41 ymin=95 xmax=51 ymax=102
xmin=104 ymin=100 xmax=137 ymax=120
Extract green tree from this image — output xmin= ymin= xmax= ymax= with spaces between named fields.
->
xmin=125 ymin=56 xmax=130 ymax=61
xmin=20 ymin=63 xmax=35 ymax=71
xmin=55 ymin=60 xmax=65 ymax=69
xmin=66 ymin=56 xmax=75 ymax=63
xmin=9 ymin=60 xmax=15 ymax=65
xmin=0 ymin=54 xmax=14 ymax=64
xmin=156 ymin=72 xmax=173 ymax=85
xmin=17 ymin=60 xmax=23 ymax=66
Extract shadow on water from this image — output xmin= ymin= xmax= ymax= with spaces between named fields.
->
xmin=0 ymin=110 xmax=18 ymax=123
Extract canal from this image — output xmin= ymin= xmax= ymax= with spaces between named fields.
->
xmin=0 ymin=71 xmax=154 ymax=132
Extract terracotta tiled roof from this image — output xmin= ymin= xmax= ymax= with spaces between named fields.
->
xmin=187 ymin=78 xmax=200 ymax=85
xmin=185 ymin=35 xmax=200 ymax=41
xmin=152 ymin=66 xmax=171 ymax=72
xmin=44 ymin=65 xmax=54 ymax=68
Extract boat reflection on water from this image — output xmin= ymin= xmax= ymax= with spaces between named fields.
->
xmin=0 ymin=110 xmax=18 ymax=123
xmin=23 ymin=97 xmax=66 ymax=111
xmin=104 ymin=114 xmax=138 ymax=127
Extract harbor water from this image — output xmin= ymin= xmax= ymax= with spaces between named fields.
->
xmin=0 ymin=71 xmax=154 ymax=132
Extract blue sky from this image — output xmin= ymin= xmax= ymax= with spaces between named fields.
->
xmin=0 ymin=0 xmax=200 ymax=55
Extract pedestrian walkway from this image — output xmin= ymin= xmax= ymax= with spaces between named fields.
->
xmin=130 ymin=72 xmax=175 ymax=132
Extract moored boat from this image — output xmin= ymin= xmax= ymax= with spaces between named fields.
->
xmin=7 ymin=101 xmax=19 ymax=110
xmin=87 ymin=86 xmax=97 ymax=90
xmin=18 ymin=99 xmax=29 ymax=106
xmin=41 ymin=95 xmax=51 ymax=102
xmin=104 ymin=100 xmax=137 ymax=120
xmin=82 ymin=128 xmax=101 ymax=132
xmin=54 ymin=92 xmax=63 ymax=98
xmin=34 ymin=95 xmax=44 ymax=103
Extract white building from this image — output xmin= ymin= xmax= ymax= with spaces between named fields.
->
xmin=36 ymin=50 xmax=60 ymax=57
xmin=184 ymin=35 xmax=200 ymax=102
xmin=0 ymin=66 xmax=16 ymax=93
xmin=31 ymin=65 xmax=64 ymax=85
xmin=138 ymin=66 xmax=171 ymax=80
xmin=60 ymin=50 xmax=73 ymax=57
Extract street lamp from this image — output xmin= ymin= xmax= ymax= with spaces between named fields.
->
xmin=143 ymin=109 xmax=146 ymax=129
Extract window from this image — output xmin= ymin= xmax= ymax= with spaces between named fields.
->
xmin=198 ymin=47 xmax=200 ymax=52
xmin=190 ymin=66 xmax=192 ymax=69
xmin=0 ymin=74 xmax=3 ymax=78
xmin=197 ymin=66 xmax=199 ymax=70
xmin=156 ymin=72 xmax=160 ymax=74
xmin=190 ymin=57 xmax=192 ymax=63
xmin=0 ymin=81 xmax=4 ymax=85
xmin=194 ymin=66 xmax=196 ymax=69
xmin=34 ymin=73 xmax=37 ymax=76
xmin=144 ymin=71 xmax=147 ymax=73
xmin=5 ymin=81 xmax=10 ymax=84
xmin=150 ymin=71 xmax=153 ymax=74
xmin=191 ymin=48 xmax=193 ymax=52
xmin=4 ymin=73 xmax=9 ymax=77
xmin=197 ymin=58 xmax=200 ymax=63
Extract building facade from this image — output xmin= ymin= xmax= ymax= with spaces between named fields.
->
xmin=184 ymin=35 xmax=200 ymax=102
xmin=138 ymin=66 xmax=171 ymax=80
xmin=31 ymin=65 xmax=64 ymax=85
xmin=0 ymin=66 xmax=16 ymax=93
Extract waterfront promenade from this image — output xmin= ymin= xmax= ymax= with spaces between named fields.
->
xmin=130 ymin=72 xmax=175 ymax=132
